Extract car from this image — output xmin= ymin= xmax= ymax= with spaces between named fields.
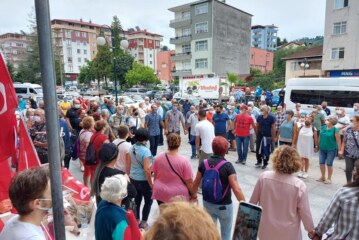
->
xmin=87 ymin=88 xmax=107 ymax=96
xmin=119 ymin=95 xmax=139 ymax=109
xmin=124 ymin=88 xmax=147 ymax=98
xmin=146 ymin=90 xmax=157 ymax=99
xmin=130 ymin=94 xmax=144 ymax=103
xmin=154 ymin=91 xmax=165 ymax=100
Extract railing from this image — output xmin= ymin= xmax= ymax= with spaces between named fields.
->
xmin=170 ymin=16 xmax=191 ymax=24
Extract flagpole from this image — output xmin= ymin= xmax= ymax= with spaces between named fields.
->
xmin=34 ymin=0 xmax=65 ymax=239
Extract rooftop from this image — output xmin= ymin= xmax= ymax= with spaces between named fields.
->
xmin=127 ymin=30 xmax=163 ymax=37
xmin=51 ymin=19 xmax=109 ymax=29
xmin=277 ymin=41 xmax=306 ymax=49
xmin=251 ymin=24 xmax=278 ymax=29
xmin=282 ymin=45 xmax=323 ymax=60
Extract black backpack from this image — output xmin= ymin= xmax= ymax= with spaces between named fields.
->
xmin=85 ymin=135 xmax=100 ymax=165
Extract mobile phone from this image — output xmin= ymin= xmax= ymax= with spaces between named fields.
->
xmin=232 ymin=201 xmax=262 ymax=240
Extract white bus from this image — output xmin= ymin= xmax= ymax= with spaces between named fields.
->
xmin=284 ymin=78 xmax=359 ymax=114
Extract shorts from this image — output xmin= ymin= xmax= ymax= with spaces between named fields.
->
xmin=319 ymin=149 xmax=336 ymax=167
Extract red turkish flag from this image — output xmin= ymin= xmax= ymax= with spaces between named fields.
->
xmin=0 ymin=55 xmax=17 ymax=160
xmin=17 ymin=118 xmax=41 ymax=171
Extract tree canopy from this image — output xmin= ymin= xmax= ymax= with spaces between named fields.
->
xmin=125 ymin=61 xmax=159 ymax=86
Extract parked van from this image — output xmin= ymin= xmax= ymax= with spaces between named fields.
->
xmin=14 ymin=83 xmax=43 ymax=99
xmin=284 ymin=78 xmax=359 ymax=114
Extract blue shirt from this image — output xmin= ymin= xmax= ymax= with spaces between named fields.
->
xmin=129 ymin=143 xmax=152 ymax=181
xmin=256 ymin=115 xmax=275 ymax=137
xmin=265 ymin=91 xmax=273 ymax=100
xmin=212 ymin=113 xmax=230 ymax=134
xmin=235 ymin=91 xmax=243 ymax=100
xmin=59 ymin=119 xmax=71 ymax=151
xmin=182 ymin=102 xmax=192 ymax=116
xmin=255 ymin=87 xmax=263 ymax=97
xmin=18 ymin=100 xmax=26 ymax=110
xmin=145 ymin=112 xmax=162 ymax=136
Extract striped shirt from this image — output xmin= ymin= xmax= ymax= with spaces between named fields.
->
xmin=315 ymin=187 xmax=359 ymax=240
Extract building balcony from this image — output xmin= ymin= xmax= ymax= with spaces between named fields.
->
xmin=169 ymin=16 xmax=191 ymax=28
xmin=252 ymin=40 xmax=262 ymax=45
xmin=252 ymin=28 xmax=263 ymax=33
xmin=171 ymin=69 xmax=192 ymax=77
xmin=171 ymin=52 xmax=192 ymax=61
xmin=170 ymin=35 xmax=192 ymax=45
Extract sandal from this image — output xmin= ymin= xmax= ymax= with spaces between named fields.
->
xmin=324 ymin=179 xmax=332 ymax=184
xmin=316 ymin=177 xmax=325 ymax=182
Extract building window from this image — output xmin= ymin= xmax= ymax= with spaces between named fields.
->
xmin=69 ymin=65 xmax=73 ymax=72
xmin=150 ymin=61 xmax=153 ymax=65
xmin=183 ymin=61 xmax=191 ymax=70
xmin=67 ymin=57 xmax=73 ymax=63
xmin=195 ymin=58 xmax=208 ymax=69
xmin=162 ymin=63 xmax=167 ymax=68
xmin=75 ymin=31 xmax=80 ymax=37
xmin=195 ymin=40 xmax=208 ymax=51
xmin=333 ymin=21 xmax=347 ymax=34
xmin=182 ymin=44 xmax=191 ymax=53
xmin=65 ymin=30 xmax=71 ymax=38
xmin=290 ymin=62 xmax=297 ymax=71
xmin=182 ymin=11 xmax=191 ymax=19
xmin=83 ymin=42 xmax=87 ymax=46
xmin=156 ymin=41 xmax=160 ymax=47
xmin=78 ymin=57 xmax=81 ymax=63
xmin=84 ymin=49 xmax=87 ymax=54
xmin=82 ymin=32 xmax=87 ymax=37
xmin=92 ymin=33 xmax=96 ymax=39
xmin=195 ymin=22 xmax=208 ymax=34
xmin=67 ymin=48 xmax=72 ymax=55
xmin=77 ymin=49 xmax=80 ymax=54
xmin=195 ymin=3 xmax=208 ymax=15
xmin=149 ymin=54 xmax=152 ymax=58
xmin=331 ymin=47 xmax=345 ymax=59
xmin=334 ymin=0 xmax=349 ymax=9
xmin=66 ymin=39 xmax=71 ymax=45
xmin=77 ymin=41 xmax=80 ymax=46
xmin=182 ymin=28 xmax=191 ymax=37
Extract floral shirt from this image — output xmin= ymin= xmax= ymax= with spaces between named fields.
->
xmin=344 ymin=127 xmax=359 ymax=159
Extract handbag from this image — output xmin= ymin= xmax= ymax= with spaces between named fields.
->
xmin=350 ymin=128 xmax=359 ymax=150
xmin=165 ymin=153 xmax=191 ymax=196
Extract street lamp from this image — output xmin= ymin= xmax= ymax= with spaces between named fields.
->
xmin=96 ymin=31 xmax=129 ymax=106
xmin=300 ymin=58 xmax=309 ymax=77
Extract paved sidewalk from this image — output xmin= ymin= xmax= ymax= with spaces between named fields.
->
xmin=69 ymin=133 xmax=346 ymax=239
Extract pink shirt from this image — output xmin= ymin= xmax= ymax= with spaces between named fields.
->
xmin=250 ymin=171 xmax=314 ymax=240
xmin=152 ymin=152 xmax=193 ymax=202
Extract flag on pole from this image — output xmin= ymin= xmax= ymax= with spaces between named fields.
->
xmin=18 ymin=117 xmax=41 ymax=171
xmin=0 ymin=55 xmax=18 ymax=201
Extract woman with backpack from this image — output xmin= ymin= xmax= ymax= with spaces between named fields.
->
xmin=192 ymin=136 xmax=246 ymax=240
xmin=152 ymin=133 xmax=194 ymax=205
xmin=250 ymin=146 xmax=315 ymax=240
xmin=339 ymin=115 xmax=359 ymax=183
xmin=292 ymin=116 xmax=319 ymax=179
xmin=317 ymin=115 xmax=341 ymax=184
xmin=275 ymin=110 xmax=298 ymax=146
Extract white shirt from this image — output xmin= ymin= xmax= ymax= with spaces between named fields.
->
xmin=250 ymin=113 xmax=257 ymax=134
xmin=128 ymin=116 xmax=141 ymax=129
xmin=137 ymin=108 xmax=146 ymax=127
xmin=336 ymin=115 xmax=350 ymax=135
xmin=187 ymin=113 xmax=199 ymax=136
xmin=157 ymin=106 xmax=163 ymax=119
xmin=229 ymin=96 xmax=235 ymax=104
xmin=112 ymin=138 xmax=132 ymax=173
xmin=195 ymin=120 xmax=215 ymax=154
xmin=0 ymin=215 xmax=45 ymax=240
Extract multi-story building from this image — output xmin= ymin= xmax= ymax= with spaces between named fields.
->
xmin=0 ymin=33 xmax=31 ymax=70
xmin=251 ymin=25 xmax=278 ymax=51
xmin=169 ymin=0 xmax=252 ymax=81
xmin=127 ymin=29 xmax=163 ymax=72
xmin=157 ymin=50 xmax=175 ymax=83
xmin=322 ymin=0 xmax=359 ymax=77
xmin=51 ymin=19 xmax=112 ymax=79
xmin=250 ymin=47 xmax=273 ymax=73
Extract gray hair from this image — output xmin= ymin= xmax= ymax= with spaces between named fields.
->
xmin=327 ymin=115 xmax=338 ymax=125
xmin=101 ymin=109 xmax=109 ymax=118
xmin=100 ymin=174 xmax=128 ymax=203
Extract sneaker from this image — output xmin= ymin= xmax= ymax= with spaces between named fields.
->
xmin=197 ymin=188 xmax=202 ymax=194
xmin=261 ymin=165 xmax=267 ymax=169
xmin=297 ymin=171 xmax=303 ymax=178
xmin=302 ymin=173 xmax=308 ymax=179
xmin=235 ymin=160 xmax=242 ymax=164
xmin=255 ymin=163 xmax=262 ymax=168
xmin=324 ymin=179 xmax=332 ymax=184
xmin=316 ymin=177 xmax=325 ymax=182
xmin=241 ymin=161 xmax=246 ymax=165
xmin=190 ymin=155 xmax=196 ymax=159
xmin=80 ymin=166 xmax=85 ymax=172
xmin=228 ymin=148 xmax=236 ymax=152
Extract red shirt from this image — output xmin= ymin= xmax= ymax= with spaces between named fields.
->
xmin=235 ymin=114 xmax=254 ymax=137
xmin=90 ymin=132 xmax=108 ymax=162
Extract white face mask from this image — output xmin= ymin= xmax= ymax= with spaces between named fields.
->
xmin=336 ymin=110 xmax=341 ymax=115
xmin=33 ymin=116 xmax=41 ymax=123
xmin=74 ymin=104 xmax=81 ymax=109
xmin=354 ymin=106 xmax=358 ymax=111
xmin=37 ymin=198 xmax=53 ymax=215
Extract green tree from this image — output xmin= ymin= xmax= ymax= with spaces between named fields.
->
xmin=78 ymin=61 xmax=96 ymax=84
xmin=125 ymin=61 xmax=158 ymax=86
xmin=161 ymin=45 xmax=169 ymax=51
xmin=93 ymin=43 xmax=112 ymax=88
xmin=6 ymin=61 xmax=17 ymax=82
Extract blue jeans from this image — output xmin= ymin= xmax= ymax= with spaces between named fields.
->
xmin=149 ymin=135 xmax=160 ymax=156
xmin=203 ymin=201 xmax=233 ymax=240
xmin=319 ymin=149 xmax=336 ymax=167
xmin=236 ymin=136 xmax=250 ymax=161
xmin=190 ymin=134 xmax=196 ymax=156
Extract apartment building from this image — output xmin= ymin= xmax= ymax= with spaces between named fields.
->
xmin=322 ymin=0 xmax=359 ymax=77
xmin=169 ymin=0 xmax=252 ymax=80
xmin=156 ymin=50 xmax=175 ymax=83
xmin=0 ymin=33 xmax=31 ymax=70
xmin=127 ymin=29 xmax=163 ymax=72
xmin=51 ymin=19 xmax=112 ymax=79
xmin=251 ymin=25 xmax=278 ymax=51
xmin=250 ymin=47 xmax=273 ymax=73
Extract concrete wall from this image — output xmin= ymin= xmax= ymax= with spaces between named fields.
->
xmin=322 ymin=0 xmax=359 ymax=71
xmin=191 ymin=1 xmax=213 ymax=40
xmin=157 ymin=50 xmax=175 ymax=83
xmin=191 ymin=37 xmax=213 ymax=75
xmin=212 ymin=0 xmax=252 ymax=75
xmin=285 ymin=59 xmax=323 ymax=82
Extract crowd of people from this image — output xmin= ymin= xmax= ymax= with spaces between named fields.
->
xmin=4 ymin=92 xmax=359 ymax=240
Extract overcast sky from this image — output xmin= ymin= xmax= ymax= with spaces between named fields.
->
xmin=1 ymin=0 xmax=326 ymax=47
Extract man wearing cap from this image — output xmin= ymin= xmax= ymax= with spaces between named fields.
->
xmin=234 ymin=105 xmax=256 ymax=164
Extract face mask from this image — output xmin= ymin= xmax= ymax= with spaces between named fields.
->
xmin=299 ymin=118 xmax=305 ymax=122
xmin=325 ymin=120 xmax=329 ymax=125
xmin=354 ymin=106 xmax=358 ymax=111
xmin=336 ymin=110 xmax=341 ymax=115
xmin=29 ymin=115 xmax=35 ymax=121
xmin=216 ymin=111 xmax=221 ymax=114
xmin=34 ymin=116 xmax=41 ymax=123
xmin=37 ymin=198 xmax=53 ymax=215
xmin=118 ymin=110 xmax=124 ymax=115
xmin=74 ymin=104 xmax=80 ymax=109
xmin=305 ymin=121 xmax=311 ymax=126
xmin=172 ymin=107 xmax=178 ymax=111
xmin=191 ymin=110 xmax=195 ymax=113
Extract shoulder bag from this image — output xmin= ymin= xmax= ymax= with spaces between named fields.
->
xmin=165 ymin=153 xmax=191 ymax=196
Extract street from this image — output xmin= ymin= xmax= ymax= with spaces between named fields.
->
xmin=68 ymin=132 xmax=346 ymax=240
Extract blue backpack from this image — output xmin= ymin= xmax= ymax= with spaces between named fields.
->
xmin=202 ymin=159 xmax=230 ymax=203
